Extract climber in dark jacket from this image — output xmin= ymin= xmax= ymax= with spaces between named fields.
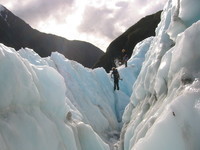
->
xmin=111 ymin=67 xmax=120 ymax=91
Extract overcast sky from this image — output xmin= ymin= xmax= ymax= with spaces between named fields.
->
xmin=0 ymin=0 xmax=167 ymax=51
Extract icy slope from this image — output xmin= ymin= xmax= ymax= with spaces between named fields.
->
xmin=0 ymin=44 xmax=112 ymax=150
xmin=0 ymin=27 xmax=150 ymax=150
xmin=120 ymin=0 xmax=200 ymax=150
xmin=0 ymin=31 xmax=150 ymax=150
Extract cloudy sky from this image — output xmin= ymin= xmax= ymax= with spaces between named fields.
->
xmin=0 ymin=0 xmax=167 ymax=51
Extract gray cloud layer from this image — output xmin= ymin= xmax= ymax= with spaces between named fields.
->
xmin=1 ymin=0 xmax=75 ymax=25
xmin=78 ymin=5 xmax=121 ymax=39
xmin=78 ymin=0 xmax=165 ymax=40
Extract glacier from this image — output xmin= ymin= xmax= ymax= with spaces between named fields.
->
xmin=1 ymin=0 xmax=200 ymax=149
xmin=0 ymin=36 xmax=147 ymax=150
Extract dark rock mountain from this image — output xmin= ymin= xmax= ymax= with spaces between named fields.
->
xmin=93 ymin=11 xmax=162 ymax=72
xmin=0 ymin=5 xmax=104 ymax=68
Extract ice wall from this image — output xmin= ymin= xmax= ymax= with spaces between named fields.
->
xmin=0 ymin=30 xmax=150 ymax=149
xmin=1 ymin=37 xmax=146 ymax=149
xmin=0 ymin=44 xmax=112 ymax=150
xmin=120 ymin=0 xmax=200 ymax=149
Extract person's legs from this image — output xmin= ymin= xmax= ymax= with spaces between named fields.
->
xmin=114 ymin=83 xmax=116 ymax=91
xmin=125 ymin=61 xmax=127 ymax=67
xmin=115 ymin=80 xmax=119 ymax=90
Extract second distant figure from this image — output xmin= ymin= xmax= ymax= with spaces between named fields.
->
xmin=122 ymin=49 xmax=129 ymax=67
xmin=111 ymin=67 xmax=120 ymax=91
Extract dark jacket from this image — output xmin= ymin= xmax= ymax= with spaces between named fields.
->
xmin=111 ymin=69 xmax=120 ymax=82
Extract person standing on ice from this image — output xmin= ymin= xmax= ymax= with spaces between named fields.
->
xmin=111 ymin=67 xmax=120 ymax=91
xmin=121 ymin=49 xmax=129 ymax=67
